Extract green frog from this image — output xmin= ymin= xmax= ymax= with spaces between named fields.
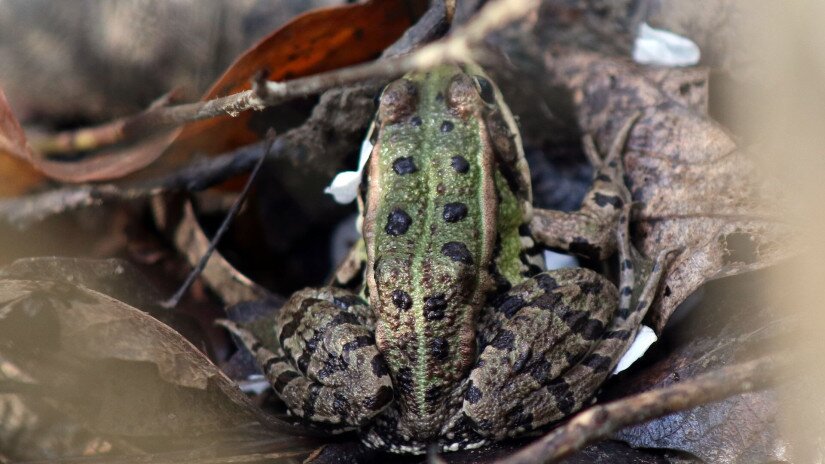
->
xmin=221 ymin=64 xmax=667 ymax=454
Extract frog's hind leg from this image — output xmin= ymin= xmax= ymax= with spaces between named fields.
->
xmin=460 ymin=267 xmax=620 ymax=440
xmin=462 ymin=208 xmax=672 ymax=440
xmin=530 ymin=113 xmax=638 ymax=260
xmin=220 ymin=288 xmax=393 ymax=431
xmin=547 ymin=209 xmax=674 ymax=413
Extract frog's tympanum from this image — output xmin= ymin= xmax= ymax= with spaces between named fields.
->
xmin=223 ymin=65 xmax=665 ymax=454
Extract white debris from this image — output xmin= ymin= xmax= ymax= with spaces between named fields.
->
xmin=633 ymin=22 xmax=700 ymax=67
xmin=325 ymin=134 xmax=374 ymax=204
xmin=543 ymin=250 xmax=578 ymax=270
xmin=613 ymin=325 xmax=657 ymax=374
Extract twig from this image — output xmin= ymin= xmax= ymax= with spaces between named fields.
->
xmin=495 ymin=356 xmax=783 ymax=464
xmin=32 ymin=89 xmax=183 ymax=155
xmin=0 ymin=139 xmax=281 ymax=228
xmin=30 ymin=0 xmax=538 ymax=156
xmin=159 ymin=131 xmax=275 ymax=309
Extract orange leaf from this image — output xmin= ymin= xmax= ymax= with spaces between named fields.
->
xmin=0 ymin=88 xmax=46 ymax=196
xmin=0 ymin=0 xmax=422 ymax=194
xmin=159 ymin=0 xmax=425 ymax=172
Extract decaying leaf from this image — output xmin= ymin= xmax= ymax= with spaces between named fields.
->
xmin=0 ymin=257 xmax=163 ymax=310
xmin=0 ymin=278 xmax=298 ymax=439
xmin=152 ymin=198 xmax=271 ymax=306
xmin=0 ymin=0 xmax=423 ymax=193
xmin=546 ymin=49 xmax=792 ymax=332
xmin=614 ymin=340 xmax=787 ymax=463
xmin=1 ymin=355 xmax=117 ymax=461
xmin=0 ymin=88 xmax=46 ymax=196
xmin=159 ymin=0 xmax=425 ymax=174
xmin=604 ymin=271 xmax=791 ymax=463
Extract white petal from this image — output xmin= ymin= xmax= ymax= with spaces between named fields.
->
xmin=613 ymin=325 xmax=657 ymax=374
xmin=325 ymin=136 xmax=374 ymax=204
xmin=325 ymin=171 xmax=362 ymax=204
xmin=633 ymin=22 xmax=700 ymax=67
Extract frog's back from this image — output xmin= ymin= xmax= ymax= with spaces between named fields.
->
xmin=362 ymin=65 xmax=529 ymax=437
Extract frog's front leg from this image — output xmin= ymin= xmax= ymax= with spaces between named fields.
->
xmin=222 ymin=287 xmax=394 ymax=430
xmin=530 ymin=114 xmax=638 ymax=260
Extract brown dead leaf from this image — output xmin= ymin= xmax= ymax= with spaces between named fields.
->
xmin=0 ymin=88 xmax=46 ymax=196
xmin=613 ymin=337 xmax=786 ymax=463
xmin=601 ymin=270 xmax=791 ymax=463
xmin=0 ymin=83 xmax=179 ymax=187
xmin=152 ymin=198 xmax=271 ymax=306
xmin=546 ymin=49 xmax=792 ymax=332
xmin=0 ymin=278 xmax=298 ymax=438
xmin=0 ymin=1 xmax=423 ymax=192
xmin=161 ymin=0 xmax=425 ymax=173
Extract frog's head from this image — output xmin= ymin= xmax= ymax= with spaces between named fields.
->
xmin=376 ymin=64 xmax=499 ymax=127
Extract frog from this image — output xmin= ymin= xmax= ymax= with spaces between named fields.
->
xmin=219 ymin=64 xmax=668 ymax=454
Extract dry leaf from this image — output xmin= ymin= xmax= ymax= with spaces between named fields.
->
xmin=0 ymin=0 xmax=423 ymax=192
xmin=546 ymin=49 xmax=792 ymax=332
xmin=602 ymin=270 xmax=791 ymax=463
xmin=0 ymin=278 xmax=296 ymax=438
xmin=152 ymin=198 xmax=271 ymax=306
xmin=160 ymin=0 xmax=425 ymax=174
xmin=0 ymin=88 xmax=46 ymax=196
xmin=614 ymin=336 xmax=787 ymax=463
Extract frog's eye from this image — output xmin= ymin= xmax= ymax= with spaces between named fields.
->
xmin=378 ymin=79 xmax=418 ymax=124
xmin=446 ymin=74 xmax=479 ymax=117
xmin=473 ymin=75 xmax=495 ymax=104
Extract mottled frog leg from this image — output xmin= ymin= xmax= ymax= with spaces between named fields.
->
xmin=220 ymin=287 xmax=392 ymax=431
xmin=461 ymin=268 xmax=619 ymax=440
xmin=530 ymin=114 xmax=639 ymax=260
xmin=462 ymin=208 xmax=672 ymax=440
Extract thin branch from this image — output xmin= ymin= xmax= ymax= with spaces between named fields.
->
xmin=32 ymin=89 xmax=183 ymax=155
xmin=160 ymin=131 xmax=275 ymax=309
xmin=0 ymin=139 xmax=282 ymax=228
xmin=31 ymin=0 xmax=538 ymax=156
xmin=495 ymin=356 xmax=783 ymax=464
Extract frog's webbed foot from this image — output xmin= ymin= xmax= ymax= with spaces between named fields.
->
xmin=220 ymin=288 xmax=393 ymax=431
xmin=615 ymin=206 xmax=677 ymax=322
xmin=530 ymin=113 xmax=640 ymax=260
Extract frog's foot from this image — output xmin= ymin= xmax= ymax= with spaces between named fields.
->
xmin=460 ymin=269 xmax=619 ymax=440
xmin=530 ymin=113 xmax=640 ymax=260
xmin=615 ymin=206 xmax=678 ymax=322
xmin=222 ymin=288 xmax=394 ymax=431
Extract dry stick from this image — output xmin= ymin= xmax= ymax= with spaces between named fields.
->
xmin=159 ymin=131 xmax=275 ymax=309
xmin=0 ymin=139 xmax=280 ymax=227
xmin=33 ymin=89 xmax=184 ymax=155
xmin=495 ymin=356 xmax=783 ymax=464
xmin=31 ymin=0 xmax=538 ymax=156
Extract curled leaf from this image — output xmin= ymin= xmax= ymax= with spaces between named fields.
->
xmin=0 ymin=279 xmax=297 ymax=437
